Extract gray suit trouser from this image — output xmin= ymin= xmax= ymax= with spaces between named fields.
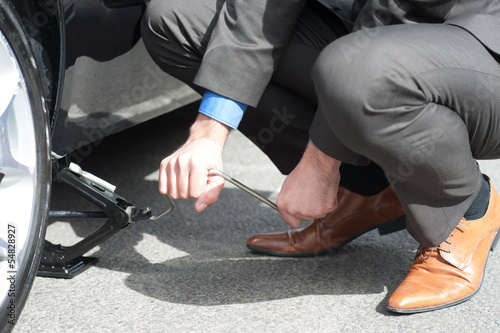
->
xmin=310 ymin=24 xmax=500 ymax=246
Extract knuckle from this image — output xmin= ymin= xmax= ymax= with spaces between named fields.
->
xmin=163 ymin=159 xmax=177 ymax=173
xmin=324 ymin=202 xmax=337 ymax=214
xmin=276 ymin=199 xmax=286 ymax=212
xmin=190 ymin=155 xmax=207 ymax=170
xmin=287 ymin=206 xmax=301 ymax=217
xmin=177 ymin=154 xmax=190 ymax=166
xmin=160 ymin=159 xmax=169 ymax=170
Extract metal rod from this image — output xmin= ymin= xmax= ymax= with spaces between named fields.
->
xmin=149 ymin=195 xmax=176 ymax=220
xmin=208 ymin=169 xmax=278 ymax=211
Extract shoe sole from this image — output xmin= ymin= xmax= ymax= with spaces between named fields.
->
xmin=387 ymin=229 xmax=500 ymax=314
xmin=247 ymin=215 xmax=407 ymax=257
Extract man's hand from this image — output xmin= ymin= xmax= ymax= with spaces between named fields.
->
xmin=277 ymin=141 xmax=342 ymax=228
xmin=159 ymin=113 xmax=230 ymax=212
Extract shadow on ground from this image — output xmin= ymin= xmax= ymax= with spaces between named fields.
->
xmin=47 ymin=104 xmax=417 ymax=311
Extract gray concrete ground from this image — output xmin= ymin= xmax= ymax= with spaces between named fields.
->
xmin=15 ymin=104 xmax=500 ymax=332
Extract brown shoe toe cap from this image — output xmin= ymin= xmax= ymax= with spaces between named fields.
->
xmin=246 ymin=231 xmax=294 ymax=253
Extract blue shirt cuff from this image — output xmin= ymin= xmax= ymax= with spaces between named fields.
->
xmin=198 ymin=91 xmax=248 ymax=129
xmin=309 ymin=138 xmax=318 ymax=149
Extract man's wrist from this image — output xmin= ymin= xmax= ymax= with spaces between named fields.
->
xmin=304 ymin=140 xmax=342 ymax=170
xmin=188 ymin=113 xmax=231 ymax=149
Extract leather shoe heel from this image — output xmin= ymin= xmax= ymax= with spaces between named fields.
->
xmin=377 ymin=215 xmax=406 ymax=235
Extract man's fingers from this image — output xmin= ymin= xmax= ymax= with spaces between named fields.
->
xmin=158 ymin=167 xmax=168 ymax=194
xmin=279 ymin=206 xmax=331 ymax=228
xmin=166 ymin=162 xmax=180 ymax=199
xmin=189 ymin=164 xmax=209 ymax=199
xmin=279 ymin=211 xmax=302 ymax=229
xmin=195 ymin=175 xmax=225 ymax=212
xmin=158 ymin=159 xmax=171 ymax=195
xmin=277 ymin=197 xmax=333 ymax=228
xmin=175 ymin=158 xmax=192 ymax=199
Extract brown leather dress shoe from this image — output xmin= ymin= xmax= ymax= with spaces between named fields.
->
xmin=246 ymin=186 xmax=406 ymax=257
xmin=387 ymin=178 xmax=500 ymax=313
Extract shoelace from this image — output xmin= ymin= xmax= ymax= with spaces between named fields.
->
xmin=418 ymin=221 xmax=469 ymax=260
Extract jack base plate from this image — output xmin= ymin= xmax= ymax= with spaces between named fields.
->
xmin=37 ymin=257 xmax=99 ymax=279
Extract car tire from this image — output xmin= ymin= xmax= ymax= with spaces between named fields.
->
xmin=0 ymin=1 xmax=51 ymax=332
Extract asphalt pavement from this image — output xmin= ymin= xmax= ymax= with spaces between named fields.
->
xmin=14 ymin=103 xmax=500 ymax=332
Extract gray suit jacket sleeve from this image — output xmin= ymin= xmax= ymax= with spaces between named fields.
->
xmin=193 ymin=0 xmax=307 ymax=107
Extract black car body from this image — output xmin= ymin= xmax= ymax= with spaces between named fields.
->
xmin=16 ymin=0 xmax=198 ymax=156
xmin=0 ymin=1 xmax=198 ymax=331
